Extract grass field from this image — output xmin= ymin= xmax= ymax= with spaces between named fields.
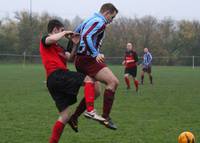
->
xmin=0 ymin=64 xmax=200 ymax=143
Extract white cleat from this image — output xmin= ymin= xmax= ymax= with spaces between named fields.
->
xmin=84 ymin=109 xmax=105 ymax=122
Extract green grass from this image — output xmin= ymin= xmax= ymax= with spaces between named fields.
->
xmin=0 ymin=64 xmax=200 ymax=143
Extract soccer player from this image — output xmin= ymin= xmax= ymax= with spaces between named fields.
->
xmin=122 ymin=43 xmax=139 ymax=91
xmin=39 ymin=19 xmax=101 ymax=143
xmin=70 ymin=3 xmax=119 ymax=131
xmin=140 ymin=48 xmax=153 ymax=84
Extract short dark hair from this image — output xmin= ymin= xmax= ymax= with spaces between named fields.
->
xmin=100 ymin=3 xmax=118 ymax=14
xmin=47 ymin=19 xmax=64 ymax=33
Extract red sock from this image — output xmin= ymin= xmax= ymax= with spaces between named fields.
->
xmin=84 ymin=82 xmax=95 ymax=112
xmin=134 ymin=79 xmax=139 ymax=89
xmin=49 ymin=121 xmax=65 ymax=143
xmin=102 ymin=89 xmax=115 ymax=119
xmin=124 ymin=77 xmax=130 ymax=88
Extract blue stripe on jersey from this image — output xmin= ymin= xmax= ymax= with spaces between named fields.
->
xmin=75 ymin=12 xmax=107 ymax=57
xmin=143 ymin=52 xmax=152 ymax=65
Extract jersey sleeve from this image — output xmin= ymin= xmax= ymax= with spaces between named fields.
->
xmin=41 ymin=35 xmax=51 ymax=48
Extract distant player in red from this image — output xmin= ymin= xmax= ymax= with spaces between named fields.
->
xmin=122 ymin=43 xmax=139 ymax=91
xmin=40 ymin=19 xmax=94 ymax=143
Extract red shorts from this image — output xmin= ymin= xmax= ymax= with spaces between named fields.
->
xmin=75 ymin=55 xmax=107 ymax=77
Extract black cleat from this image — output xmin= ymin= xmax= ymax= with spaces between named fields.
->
xmin=68 ymin=116 xmax=78 ymax=133
xmin=100 ymin=118 xmax=117 ymax=130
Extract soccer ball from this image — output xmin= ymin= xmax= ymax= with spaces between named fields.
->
xmin=178 ymin=131 xmax=195 ymax=143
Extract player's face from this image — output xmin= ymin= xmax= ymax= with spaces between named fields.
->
xmin=53 ymin=27 xmax=65 ymax=34
xmin=144 ymin=48 xmax=148 ymax=53
xmin=107 ymin=11 xmax=117 ymax=24
xmin=58 ymin=27 xmax=65 ymax=33
xmin=127 ymin=43 xmax=132 ymax=51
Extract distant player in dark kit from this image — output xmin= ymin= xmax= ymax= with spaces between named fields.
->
xmin=141 ymin=48 xmax=153 ymax=84
xmin=122 ymin=42 xmax=139 ymax=91
xmin=69 ymin=3 xmax=119 ymax=131
xmin=40 ymin=19 xmax=97 ymax=143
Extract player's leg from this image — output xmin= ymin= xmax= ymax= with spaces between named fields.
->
xmin=124 ymin=73 xmax=130 ymax=89
xmin=147 ymin=67 xmax=153 ymax=84
xmin=132 ymin=76 xmax=139 ymax=92
xmin=49 ymin=107 xmax=70 ymax=143
xmin=95 ymin=67 xmax=119 ymax=130
xmin=74 ymin=56 xmax=104 ymax=121
xmin=47 ymin=70 xmax=83 ymax=142
xmin=140 ymin=69 xmax=145 ymax=84
xmin=84 ymin=76 xmax=95 ymax=112
xmin=75 ymin=56 xmax=118 ymax=129
xmin=83 ymin=77 xmax=105 ymax=121
xmin=94 ymin=81 xmax=101 ymax=99
xmin=132 ymin=67 xmax=139 ymax=92
xmin=68 ymin=81 xmax=102 ymax=132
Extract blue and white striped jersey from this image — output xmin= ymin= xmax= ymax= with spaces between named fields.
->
xmin=143 ymin=52 xmax=152 ymax=66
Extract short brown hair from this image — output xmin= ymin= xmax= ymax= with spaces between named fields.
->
xmin=47 ymin=19 xmax=64 ymax=33
xmin=100 ymin=3 xmax=118 ymax=14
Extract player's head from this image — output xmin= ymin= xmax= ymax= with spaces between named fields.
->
xmin=47 ymin=19 xmax=64 ymax=34
xmin=126 ymin=42 xmax=133 ymax=51
xmin=100 ymin=3 xmax=118 ymax=24
xmin=144 ymin=48 xmax=149 ymax=53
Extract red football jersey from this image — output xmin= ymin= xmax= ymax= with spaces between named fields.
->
xmin=124 ymin=51 xmax=138 ymax=68
xmin=40 ymin=35 xmax=67 ymax=78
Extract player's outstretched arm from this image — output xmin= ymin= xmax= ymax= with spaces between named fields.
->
xmin=45 ymin=30 xmax=73 ymax=45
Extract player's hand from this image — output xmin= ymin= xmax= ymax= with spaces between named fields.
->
xmin=64 ymin=31 xmax=74 ymax=38
xmin=65 ymin=32 xmax=80 ymax=44
xmin=122 ymin=61 xmax=125 ymax=65
xmin=65 ymin=52 xmax=71 ymax=60
xmin=96 ymin=54 xmax=105 ymax=63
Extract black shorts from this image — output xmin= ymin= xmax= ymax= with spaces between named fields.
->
xmin=47 ymin=69 xmax=85 ymax=112
xmin=124 ymin=67 xmax=137 ymax=77
xmin=142 ymin=66 xmax=151 ymax=73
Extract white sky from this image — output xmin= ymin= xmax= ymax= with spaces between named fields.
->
xmin=0 ymin=0 xmax=199 ymax=21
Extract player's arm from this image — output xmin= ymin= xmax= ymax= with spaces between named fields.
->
xmin=135 ymin=53 xmax=139 ymax=65
xmin=45 ymin=30 xmax=74 ymax=45
xmin=65 ymin=34 xmax=80 ymax=61
xmin=122 ymin=54 xmax=126 ymax=65
xmin=149 ymin=53 xmax=153 ymax=62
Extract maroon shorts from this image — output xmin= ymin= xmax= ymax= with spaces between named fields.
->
xmin=142 ymin=66 xmax=152 ymax=73
xmin=75 ymin=55 xmax=107 ymax=77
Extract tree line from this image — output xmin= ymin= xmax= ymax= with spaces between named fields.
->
xmin=0 ymin=11 xmax=200 ymax=65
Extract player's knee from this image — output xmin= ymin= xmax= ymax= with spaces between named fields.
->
xmin=124 ymin=74 xmax=128 ymax=78
xmin=112 ymin=78 xmax=119 ymax=88
xmin=59 ymin=115 xmax=69 ymax=124
xmin=84 ymin=76 xmax=95 ymax=83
